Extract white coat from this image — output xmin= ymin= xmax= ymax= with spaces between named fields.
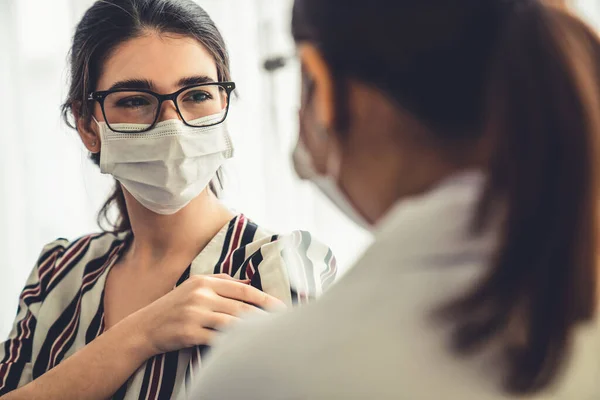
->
xmin=194 ymin=172 xmax=600 ymax=400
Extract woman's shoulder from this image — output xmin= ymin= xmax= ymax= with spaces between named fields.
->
xmin=217 ymin=215 xmax=337 ymax=303
xmin=34 ymin=231 xmax=129 ymax=291
xmin=38 ymin=231 xmax=128 ymax=263
xmin=260 ymin=229 xmax=338 ymax=300
xmin=229 ymin=215 xmax=335 ymax=258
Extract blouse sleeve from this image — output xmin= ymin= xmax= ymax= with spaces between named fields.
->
xmin=243 ymin=230 xmax=337 ymax=307
xmin=0 ymin=240 xmax=68 ymax=395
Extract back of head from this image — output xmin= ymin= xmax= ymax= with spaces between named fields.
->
xmin=294 ymin=0 xmax=599 ymax=394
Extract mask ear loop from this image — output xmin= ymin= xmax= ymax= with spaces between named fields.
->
xmin=296 ymin=70 xmax=373 ymax=228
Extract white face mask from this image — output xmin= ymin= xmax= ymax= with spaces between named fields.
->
xmin=96 ymin=112 xmax=234 ymax=215
xmin=292 ymin=140 xmax=371 ymax=230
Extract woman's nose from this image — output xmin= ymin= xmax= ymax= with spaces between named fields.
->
xmin=157 ymin=100 xmax=182 ymax=122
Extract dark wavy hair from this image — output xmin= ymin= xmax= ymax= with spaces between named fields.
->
xmin=62 ymin=0 xmax=231 ymax=232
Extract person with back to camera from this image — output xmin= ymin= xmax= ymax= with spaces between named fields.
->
xmin=0 ymin=1 xmax=336 ymax=399
xmin=194 ymin=0 xmax=600 ymax=399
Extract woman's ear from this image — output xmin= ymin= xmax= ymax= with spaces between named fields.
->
xmin=73 ymin=102 xmax=100 ymax=153
xmin=299 ymin=44 xmax=336 ymax=133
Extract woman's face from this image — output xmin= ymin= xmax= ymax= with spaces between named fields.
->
xmin=79 ymin=32 xmax=222 ymax=151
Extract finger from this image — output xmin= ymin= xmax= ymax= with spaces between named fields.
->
xmin=198 ymin=310 xmax=239 ymax=331
xmin=210 ymin=294 xmax=269 ymax=317
xmin=213 ymin=274 xmax=251 ymax=283
xmin=192 ymin=327 xmax=218 ymax=346
xmin=206 ymin=278 xmax=286 ymax=310
xmin=214 ymin=273 xmax=236 ymax=280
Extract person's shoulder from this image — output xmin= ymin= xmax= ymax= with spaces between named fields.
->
xmin=40 ymin=230 xmax=127 ymax=262
xmin=232 ymin=215 xmax=338 ymax=300
xmin=264 ymin=230 xmax=338 ymax=294
xmin=235 ymin=215 xmax=334 ymax=255
xmin=35 ymin=231 xmax=129 ymax=289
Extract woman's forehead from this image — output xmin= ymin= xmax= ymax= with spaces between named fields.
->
xmin=96 ymin=33 xmax=219 ymax=93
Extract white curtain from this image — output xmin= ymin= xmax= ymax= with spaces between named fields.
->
xmin=0 ymin=0 xmax=371 ymax=338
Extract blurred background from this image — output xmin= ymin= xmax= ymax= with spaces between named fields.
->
xmin=0 ymin=0 xmax=599 ymax=337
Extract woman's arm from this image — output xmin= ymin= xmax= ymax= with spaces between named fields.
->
xmin=0 ymin=241 xmax=69 ymax=395
xmin=2 ymin=314 xmax=154 ymax=400
xmin=1 ymin=275 xmax=283 ymax=400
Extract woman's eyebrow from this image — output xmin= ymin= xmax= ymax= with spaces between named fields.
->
xmin=108 ymin=78 xmax=154 ymax=91
xmin=177 ymin=75 xmax=217 ymax=87
xmin=105 ymin=76 xmax=216 ymax=92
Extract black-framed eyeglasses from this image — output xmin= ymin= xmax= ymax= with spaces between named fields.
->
xmin=88 ymin=82 xmax=236 ymax=133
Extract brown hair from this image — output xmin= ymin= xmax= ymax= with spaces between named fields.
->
xmin=62 ymin=0 xmax=231 ymax=232
xmin=293 ymin=0 xmax=598 ymax=394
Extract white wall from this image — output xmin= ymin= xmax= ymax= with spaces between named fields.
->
xmin=575 ymin=0 xmax=600 ymax=28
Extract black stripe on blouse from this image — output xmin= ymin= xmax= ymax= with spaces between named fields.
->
xmin=213 ymin=218 xmax=237 ymax=274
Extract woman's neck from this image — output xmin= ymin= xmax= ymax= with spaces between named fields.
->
xmin=122 ymin=188 xmax=235 ymax=268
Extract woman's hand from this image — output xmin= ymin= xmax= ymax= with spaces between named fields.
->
xmin=130 ymin=274 xmax=286 ymax=356
xmin=0 ymin=276 xmax=284 ymax=400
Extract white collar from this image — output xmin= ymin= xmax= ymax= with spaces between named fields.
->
xmin=362 ymin=170 xmax=498 ymax=272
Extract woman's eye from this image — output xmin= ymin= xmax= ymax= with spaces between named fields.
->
xmin=184 ymin=91 xmax=212 ymax=103
xmin=116 ymin=97 xmax=151 ymax=108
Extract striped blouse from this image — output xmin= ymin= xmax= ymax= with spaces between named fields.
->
xmin=0 ymin=214 xmax=337 ymax=399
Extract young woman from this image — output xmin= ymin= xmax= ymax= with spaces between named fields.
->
xmin=0 ymin=1 xmax=336 ymax=399
xmin=196 ymin=0 xmax=600 ymax=399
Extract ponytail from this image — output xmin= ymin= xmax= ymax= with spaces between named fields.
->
xmin=447 ymin=3 xmax=599 ymax=393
